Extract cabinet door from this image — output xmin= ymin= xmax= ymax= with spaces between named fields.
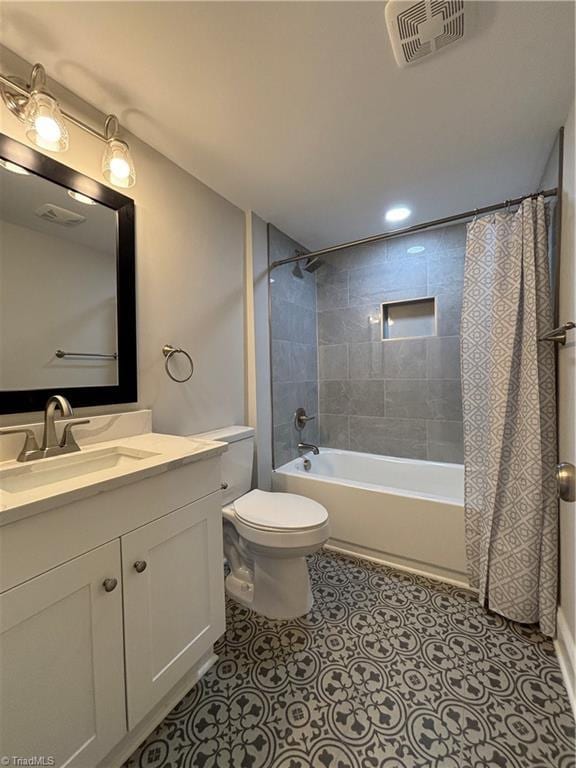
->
xmin=122 ymin=493 xmax=225 ymax=728
xmin=0 ymin=541 xmax=126 ymax=768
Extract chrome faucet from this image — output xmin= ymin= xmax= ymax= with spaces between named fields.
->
xmin=298 ymin=442 xmax=320 ymax=456
xmin=0 ymin=395 xmax=90 ymax=462
xmin=41 ymin=395 xmax=73 ymax=453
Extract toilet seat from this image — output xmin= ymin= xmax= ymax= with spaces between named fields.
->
xmin=233 ymin=489 xmax=328 ymax=531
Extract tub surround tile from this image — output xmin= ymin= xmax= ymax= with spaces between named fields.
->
xmin=385 ymin=379 xmax=431 ymax=419
xmin=272 ymin=340 xmax=292 ymax=382
xmin=274 ymin=380 xmax=318 ymax=426
xmin=348 ymin=258 xmax=427 ymax=304
xmin=272 ymin=222 xmax=466 ymax=464
xmin=427 ymin=380 xmax=463 ymax=420
xmin=319 ymin=344 xmax=349 ymax=380
xmin=316 ymin=264 xmax=349 ymax=310
xmin=427 ymin=420 xmax=464 ymax=463
xmin=318 ymin=304 xmax=381 ymax=345
xmin=348 ymin=339 xmax=428 ymax=380
xmin=320 ymin=380 xmax=385 ymax=417
xmin=290 ymin=342 xmax=318 ymax=383
xmin=427 ymin=336 xmax=461 ymax=380
xmin=440 ymin=222 xmax=467 ymax=250
xmin=270 ymin=225 xmax=319 ymax=466
xmin=435 ymin=288 xmax=463 ymax=337
xmin=426 ymin=250 xmax=466 ymax=290
xmin=386 ymin=228 xmax=443 ymax=259
xmin=319 ymin=414 xmax=349 ymax=450
xmin=385 ymin=379 xmax=462 ymax=421
xmin=349 ymin=415 xmax=427 ymax=459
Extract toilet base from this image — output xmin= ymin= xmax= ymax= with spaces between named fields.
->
xmin=225 ymin=554 xmax=314 ymax=619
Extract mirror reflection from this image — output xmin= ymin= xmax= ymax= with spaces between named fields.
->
xmin=0 ymin=160 xmax=119 ymax=390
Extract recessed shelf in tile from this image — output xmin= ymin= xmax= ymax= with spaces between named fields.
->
xmin=382 ymin=297 xmax=436 ymax=340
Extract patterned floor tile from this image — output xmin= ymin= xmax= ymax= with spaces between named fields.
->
xmin=125 ymin=550 xmax=575 ymax=768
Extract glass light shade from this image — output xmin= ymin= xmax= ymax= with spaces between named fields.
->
xmin=23 ymin=92 xmax=69 ymax=152
xmin=0 ymin=159 xmax=30 ymax=175
xmin=102 ymin=138 xmax=135 ymax=188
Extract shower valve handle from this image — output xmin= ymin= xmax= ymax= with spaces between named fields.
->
xmin=294 ymin=407 xmax=315 ymax=430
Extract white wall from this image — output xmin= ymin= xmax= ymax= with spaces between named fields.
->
xmin=556 ymin=101 xmax=576 ymax=703
xmin=0 ymin=219 xmax=117 ymax=389
xmin=0 ymin=47 xmax=246 ymax=436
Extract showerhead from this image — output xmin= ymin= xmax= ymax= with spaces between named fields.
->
xmin=292 ymin=262 xmax=304 ymax=279
xmin=291 ymin=254 xmax=324 ymax=278
xmin=304 ymin=256 xmax=324 ymax=273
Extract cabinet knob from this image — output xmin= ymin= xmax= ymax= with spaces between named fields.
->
xmin=103 ymin=577 xmax=118 ymax=592
xmin=134 ymin=560 xmax=147 ymax=573
xmin=221 ymin=482 xmax=229 ymax=490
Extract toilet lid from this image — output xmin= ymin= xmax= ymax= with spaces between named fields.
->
xmin=234 ymin=489 xmax=328 ymax=531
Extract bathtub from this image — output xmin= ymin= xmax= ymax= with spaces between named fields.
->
xmin=273 ymin=448 xmax=468 ymax=587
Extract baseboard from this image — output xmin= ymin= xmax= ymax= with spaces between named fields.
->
xmin=97 ymin=650 xmax=218 ymax=768
xmin=325 ymin=541 xmax=472 ymax=591
xmin=554 ymin=606 xmax=576 ymax=719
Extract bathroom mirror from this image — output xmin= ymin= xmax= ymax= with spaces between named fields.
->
xmin=0 ymin=134 xmax=136 ymax=414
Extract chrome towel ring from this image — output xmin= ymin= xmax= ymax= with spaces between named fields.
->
xmin=162 ymin=344 xmax=194 ymax=383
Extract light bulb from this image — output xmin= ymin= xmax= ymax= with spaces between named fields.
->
xmin=23 ymin=92 xmax=69 ymax=152
xmin=109 ymin=157 xmax=130 ymax=180
xmin=102 ymin=137 xmax=135 ymax=188
xmin=0 ymin=159 xmax=30 ymax=175
xmin=67 ymin=190 xmax=97 ymax=205
xmin=35 ymin=115 xmax=61 ymax=144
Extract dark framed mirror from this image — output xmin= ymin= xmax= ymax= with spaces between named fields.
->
xmin=0 ymin=134 xmax=137 ymax=414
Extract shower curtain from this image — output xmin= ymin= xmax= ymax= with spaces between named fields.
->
xmin=461 ymin=196 xmax=558 ymax=637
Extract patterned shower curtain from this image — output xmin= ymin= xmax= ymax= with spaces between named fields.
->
xmin=461 ymin=196 xmax=558 ymax=637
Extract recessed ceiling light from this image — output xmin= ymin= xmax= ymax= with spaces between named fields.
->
xmin=67 ymin=189 xmax=97 ymax=205
xmin=407 ymin=245 xmax=426 ymax=254
xmin=385 ymin=206 xmax=411 ymax=223
xmin=0 ymin=159 xmax=30 ymax=175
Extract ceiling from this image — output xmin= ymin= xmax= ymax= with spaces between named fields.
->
xmin=0 ymin=1 xmax=574 ymax=249
xmin=0 ymin=165 xmax=116 ymax=253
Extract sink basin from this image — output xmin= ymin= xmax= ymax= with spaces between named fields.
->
xmin=0 ymin=446 xmax=159 ymax=493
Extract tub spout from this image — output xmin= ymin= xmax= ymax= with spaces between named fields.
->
xmin=298 ymin=442 xmax=320 ymax=456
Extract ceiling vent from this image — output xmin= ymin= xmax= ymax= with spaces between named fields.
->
xmin=34 ymin=203 xmax=86 ymax=226
xmin=385 ymin=0 xmax=470 ymax=68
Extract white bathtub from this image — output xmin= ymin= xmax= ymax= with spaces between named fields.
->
xmin=273 ymin=448 xmax=468 ymax=586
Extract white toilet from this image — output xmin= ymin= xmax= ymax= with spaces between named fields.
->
xmin=193 ymin=426 xmax=330 ymax=619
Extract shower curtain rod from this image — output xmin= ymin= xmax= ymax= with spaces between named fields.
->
xmin=269 ymin=188 xmax=558 ymax=270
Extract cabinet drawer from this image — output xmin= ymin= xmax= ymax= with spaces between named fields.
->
xmin=0 ymin=541 xmax=126 ymax=768
xmin=122 ymin=492 xmax=225 ymax=729
xmin=0 ymin=457 xmax=221 ymax=593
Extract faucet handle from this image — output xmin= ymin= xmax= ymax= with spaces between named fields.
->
xmin=60 ymin=420 xmax=91 ymax=451
xmin=0 ymin=429 xmax=40 ymax=461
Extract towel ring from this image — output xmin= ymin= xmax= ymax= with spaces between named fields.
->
xmin=162 ymin=344 xmax=194 ymax=383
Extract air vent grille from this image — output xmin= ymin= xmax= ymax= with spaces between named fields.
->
xmin=386 ymin=0 xmax=469 ymax=68
xmin=34 ymin=203 xmax=86 ymax=227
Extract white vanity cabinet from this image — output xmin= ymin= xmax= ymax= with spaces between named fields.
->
xmin=0 ymin=540 xmax=126 ymax=768
xmin=0 ymin=444 xmax=226 ymax=768
xmin=122 ymin=495 xmax=225 ymax=729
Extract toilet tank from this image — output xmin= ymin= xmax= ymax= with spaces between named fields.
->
xmin=191 ymin=426 xmax=255 ymax=505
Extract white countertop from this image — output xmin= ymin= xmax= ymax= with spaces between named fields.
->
xmin=0 ymin=432 xmax=226 ymax=526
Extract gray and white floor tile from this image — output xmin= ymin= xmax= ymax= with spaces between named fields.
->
xmin=125 ymin=550 xmax=575 ymax=768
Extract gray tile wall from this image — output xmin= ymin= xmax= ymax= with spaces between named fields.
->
xmin=269 ymin=225 xmax=319 ymax=467
xmin=316 ymin=224 xmax=465 ymax=463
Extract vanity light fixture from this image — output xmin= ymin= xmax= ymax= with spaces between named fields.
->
xmin=0 ymin=62 xmax=136 ymax=189
xmin=0 ymin=158 xmax=30 ymax=175
xmin=102 ymin=115 xmax=135 ymax=188
xmin=67 ymin=189 xmax=97 ymax=205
